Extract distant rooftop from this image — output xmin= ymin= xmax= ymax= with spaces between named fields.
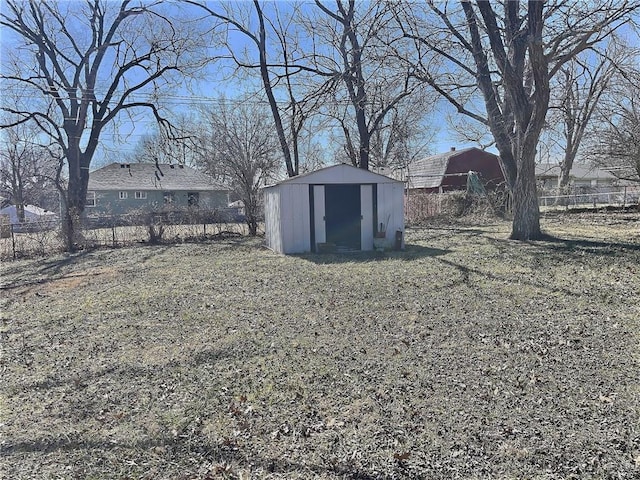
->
xmin=88 ymin=163 xmax=228 ymax=191
xmin=535 ymin=163 xmax=618 ymax=180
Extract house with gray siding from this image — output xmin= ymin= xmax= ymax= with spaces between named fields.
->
xmin=86 ymin=163 xmax=229 ymax=216
xmin=535 ymin=163 xmax=620 ymax=191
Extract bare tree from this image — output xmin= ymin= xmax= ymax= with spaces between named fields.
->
xmin=131 ymin=117 xmax=197 ymax=166
xmin=1 ymin=0 xmax=202 ymax=250
xmin=188 ymin=1 xmax=423 ymax=174
xmin=369 ymin=99 xmax=436 ymax=171
xmin=197 ymin=99 xmax=280 ymax=236
xmin=545 ymin=39 xmax=635 ymax=193
xmin=0 ymin=121 xmax=57 ymax=220
xmin=309 ymin=0 xmax=421 ymax=170
xmin=589 ymin=68 xmax=640 ymax=182
xmin=186 ymin=1 xmax=328 ymax=178
xmin=397 ymin=0 xmax=638 ymax=240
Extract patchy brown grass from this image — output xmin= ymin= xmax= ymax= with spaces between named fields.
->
xmin=1 ymin=211 xmax=639 ymax=479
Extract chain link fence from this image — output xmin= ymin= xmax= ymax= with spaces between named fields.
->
xmin=0 ymin=208 xmax=252 ymax=260
xmin=538 ymin=185 xmax=639 ymax=209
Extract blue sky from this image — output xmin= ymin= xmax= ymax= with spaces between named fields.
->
xmin=14 ymin=1 xmax=638 ymax=170
xmin=0 ymin=0 xmax=474 ymax=171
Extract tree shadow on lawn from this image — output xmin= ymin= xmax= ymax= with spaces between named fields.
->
xmin=255 ymin=456 xmax=385 ymax=480
xmin=0 ymin=249 xmax=96 ymax=293
xmin=2 ymin=235 xmax=260 ymax=290
xmin=488 ymin=234 xmax=640 ymax=262
xmin=24 ymin=362 xmax=168 ymax=392
xmin=0 ymin=249 xmax=90 ymax=279
xmin=0 ymin=433 xmax=244 ymax=460
xmin=2 ymin=434 xmax=384 ymax=480
xmin=298 ymin=244 xmax=451 ymax=265
xmin=435 ymin=254 xmax=581 ymax=299
xmin=411 ymin=225 xmax=499 ymax=235
xmin=435 ymin=234 xmax=640 ymax=299
xmin=530 ymin=235 xmax=640 ymax=257
xmin=19 ymin=345 xmax=249 ymax=393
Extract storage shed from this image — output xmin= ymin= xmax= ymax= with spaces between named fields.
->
xmin=263 ymin=164 xmax=404 ymax=254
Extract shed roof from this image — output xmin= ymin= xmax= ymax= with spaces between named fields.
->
xmin=88 ymin=163 xmax=228 ymax=191
xmin=407 ymin=147 xmax=491 ymax=189
xmin=264 ymin=163 xmax=402 ymax=188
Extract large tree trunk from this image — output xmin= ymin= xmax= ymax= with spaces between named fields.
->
xmin=494 ymin=142 xmax=542 ymax=240
xmin=62 ymin=148 xmax=90 ymax=251
xmin=358 ymin=122 xmax=370 ymax=170
xmin=511 ymin=151 xmax=542 ymax=240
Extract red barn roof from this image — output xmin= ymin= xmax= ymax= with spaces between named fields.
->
xmin=407 ymin=147 xmax=505 ymax=192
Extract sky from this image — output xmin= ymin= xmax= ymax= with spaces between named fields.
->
xmin=0 ymin=0 xmax=478 ymax=174
xmin=8 ymin=1 xmax=637 ymax=172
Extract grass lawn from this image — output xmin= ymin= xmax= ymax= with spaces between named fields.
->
xmin=1 ymin=211 xmax=639 ymax=479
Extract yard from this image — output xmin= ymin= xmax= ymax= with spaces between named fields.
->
xmin=1 ymin=211 xmax=639 ymax=479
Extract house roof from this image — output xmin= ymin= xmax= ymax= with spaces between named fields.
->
xmin=0 ymin=204 xmax=57 ymax=221
xmin=264 ymin=163 xmax=402 ymax=188
xmin=535 ymin=163 xmax=618 ymax=181
xmin=88 ymin=162 xmax=228 ymax=191
xmin=406 ymin=147 xmax=492 ymax=189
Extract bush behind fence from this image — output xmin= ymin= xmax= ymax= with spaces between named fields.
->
xmin=405 ymin=191 xmax=509 ymax=225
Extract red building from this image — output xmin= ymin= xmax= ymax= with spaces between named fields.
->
xmin=406 ymin=147 xmax=505 ymax=193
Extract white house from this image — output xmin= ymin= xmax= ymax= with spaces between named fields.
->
xmin=0 ymin=204 xmax=58 ymax=233
xmin=263 ymin=164 xmax=405 ymax=254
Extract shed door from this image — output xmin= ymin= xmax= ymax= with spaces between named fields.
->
xmin=325 ymin=184 xmax=361 ymax=250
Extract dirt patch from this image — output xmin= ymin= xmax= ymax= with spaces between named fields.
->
xmin=2 ymin=266 xmax=120 ymax=299
xmin=41 ymin=267 xmax=120 ymax=293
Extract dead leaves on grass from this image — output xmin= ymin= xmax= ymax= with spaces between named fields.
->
xmin=2 ymin=219 xmax=640 ymax=479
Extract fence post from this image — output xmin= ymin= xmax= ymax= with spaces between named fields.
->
xmin=112 ymin=225 xmax=116 ymax=246
xmin=623 ymin=186 xmax=627 ymax=208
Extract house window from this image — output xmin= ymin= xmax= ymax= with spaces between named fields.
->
xmin=187 ymin=192 xmax=200 ymax=207
xmin=135 ymin=191 xmax=147 ymax=199
xmin=119 ymin=191 xmax=128 ymax=199
xmin=86 ymin=191 xmax=96 ymax=207
xmin=163 ymin=192 xmax=174 ymax=205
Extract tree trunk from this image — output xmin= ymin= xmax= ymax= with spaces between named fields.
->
xmin=358 ymin=127 xmax=370 ymax=170
xmin=244 ymin=192 xmax=259 ymax=236
xmin=510 ymin=150 xmax=542 ymax=240
xmin=555 ymin=157 xmax=573 ymax=205
xmin=246 ymin=206 xmax=258 ymax=236
xmin=247 ymin=218 xmax=258 ymax=236
xmin=558 ymin=152 xmax=575 ymax=192
xmin=255 ymin=1 xmax=297 ymax=178
xmin=62 ymin=148 xmax=90 ymax=251
xmin=15 ymin=199 xmax=25 ymax=223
